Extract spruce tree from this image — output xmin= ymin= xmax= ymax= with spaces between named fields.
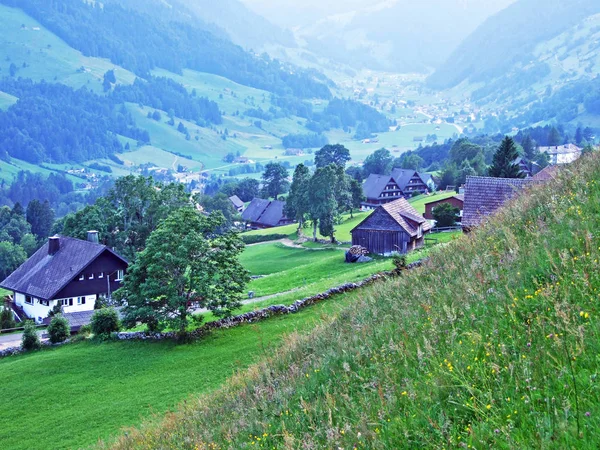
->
xmin=488 ymin=137 xmax=525 ymax=179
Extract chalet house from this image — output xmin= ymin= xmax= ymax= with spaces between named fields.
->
xmin=351 ymin=198 xmax=432 ymax=255
xmin=361 ymin=169 xmax=432 ymax=209
xmin=462 ymin=176 xmax=532 ymax=232
xmin=241 ymin=198 xmax=293 ymax=230
xmin=424 ymin=194 xmax=464 ymax=221
xmin=0 ymin=232 xmax=128 ymax=324
xmin=538 ymin=144 xmax=582 ymax=165
xmin=229 ymin=195 xmax=245 ymax=213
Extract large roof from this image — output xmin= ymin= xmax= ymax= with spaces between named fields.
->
xmin=353 ymin=198 xmax=431 ymax=237
xmin=0 ymin=236 xmax=128 ymax=300
xmin=241 ymin=198 xmax=288 ymax=227
xmin=462 ymin=176 xmax=532 ymax=229
xmin=362 ymin=174 xmax=393 ymax=199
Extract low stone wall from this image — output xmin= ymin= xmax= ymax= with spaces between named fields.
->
xmin=0 ymin=259 xmax=426 ymax=357
xmin=116 ymin=259 xmax=425 ymax=342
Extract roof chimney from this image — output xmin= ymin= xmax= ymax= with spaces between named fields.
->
xmin=48 ymin=236 xmax=60 ymax=255
xmin=87 ymin=231 xmax=99 ymax=244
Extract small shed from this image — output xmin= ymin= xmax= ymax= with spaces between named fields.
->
xmin=350 ymin=198 xmax=431 ymax=255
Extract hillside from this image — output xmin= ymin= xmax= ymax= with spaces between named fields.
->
xmin=105 ymin=154 xmax=600 ymax=448
xmin=428 ymin=0 xmax=600 ymax=90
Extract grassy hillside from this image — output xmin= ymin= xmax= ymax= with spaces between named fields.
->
xmin=106 ymin=154 xmax=600 ymax=448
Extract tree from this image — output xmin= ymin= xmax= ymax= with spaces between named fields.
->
xmin=234 ymin=178 xmax=260 ymax=202
xmin=198 ymin=193 xmax=237 ymax=228
xmin=314 ymin=144 xmax=351 ymax=169
xmin=348 ymin=178 xmax=365 ymax=218
xmin=400 ymin=153 xmax=425 ymax=171
xmin=284 ymin=164 xmax=311 ymax=230
xmin=308 ymin=165 xmax=338 ymax=242
xmin=432 ymin=203 xmax=460 ymax=228
xmin=261 ymin=162 xmax=289 ymax=199
xmin=439 ymin=164 xmax=457 ymax=190
xmin=0 ymin=242 xmax=26 ymax=280
xmin=575 ymin=127 xmax=583 ymax=145
xmin=488 ymin=137 xmax=525 ymax=179
xmin=21 ymin=321 xmax=41 ymax=351
xmin=0 ymin=304 xmax=15 ymax=330
xmin=547 ymin=127 xmax=562 ymax=146
xmin=362 ymin=148 xmax=393 ymax=176
xmin=26 ymin=199 xmax=55 ymax=241
xmin=522 ymin=134 xmax=536 ymax=161
xmin=47 ymin=315 xmax=70 ymax=344
xmin=118 ymin=209 xmax=248 ymax=335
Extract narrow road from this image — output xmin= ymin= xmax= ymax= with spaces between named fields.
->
xmin=0 ymin=330 xmax=46 ymax=351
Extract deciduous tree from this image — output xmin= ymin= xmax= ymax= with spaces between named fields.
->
xmin=261 ymin=162 xmax=289 ymax=199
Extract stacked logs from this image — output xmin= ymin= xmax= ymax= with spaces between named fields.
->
xmin=345 ymin=245 xmax=369 ymax=263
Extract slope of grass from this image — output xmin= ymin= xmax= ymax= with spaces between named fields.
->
xmin=0 ymin=291 xmax=360 ymax=450
xmin=106 ymin=154 xmax=600 ymax=449
xmin=409 ymin=190 xmax=458 ymax=214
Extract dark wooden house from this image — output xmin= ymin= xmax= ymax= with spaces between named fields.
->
xmin=351 ymin=198 xmax=432 ymax=255
xmin=462 ymin=176 xmax=532 ymax=232
xmin=241 ymin=198 xmax=293 ymax=230
xmin=424 ymin=194 xmax=464 ymax=220
xmin=361 ymin=169 xmax=433 ymax=209
xmin=0 ymin=232 xmax=128 ymax=324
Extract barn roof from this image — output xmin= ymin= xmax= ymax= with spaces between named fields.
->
xmin=353 ymin=198 xmax=431 ymax=237
xmin=229 ymin=195 xmax=244 ymax=209
xmin=241 ymin=198 xmax=289 ymax=227
xmin=462 ymin=176 xmax=532 ymax=229
xmin=0 ymin=236 xmax=128 ymax=301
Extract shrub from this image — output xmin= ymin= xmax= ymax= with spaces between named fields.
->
xmin=94 ymin=295 xmax=109 ymax=310
xmin=392 ymin=254 xmax=407 ymax=272
xmin=91 ymin=308 xmax=120 ymax=337
xmin=78 ymin=324 xmax=92 ymax=337
xmin=47 ymin=303 xmax=63 ymax=318
xmin=241 ymin=234 xmax=288 ymax=245
xmin=0 ymin=305 xmax=15 ymax=330
xmin=47 ymin=315 xmax=70 ymax=344
xmin=21 ymin=321 xmax=41 ymax=351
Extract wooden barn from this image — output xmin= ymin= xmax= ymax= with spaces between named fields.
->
xmin=351 ymin=198 xmax=431 ymax=255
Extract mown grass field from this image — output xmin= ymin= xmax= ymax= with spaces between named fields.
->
xmin=106 ymin=155 xmax=600 ymax=449
xmin=0 ymin=293 xmax=360 ymax=450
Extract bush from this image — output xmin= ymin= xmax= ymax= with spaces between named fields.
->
xmin=392 ymin=254 xmax=407 ymax=272
xmin=47 ymin=314 xmax=70 ymax=344
xmin=21 ymin=321 xmax=41 ymax=351
xmin=241 ymin=234 xmax=288 ymax=245
xmin=91 ymin=308 xmax=120 ymax=337
xmin=94 ymin=295 xmax=109 ymax=310
xmin=0 ymin=305 xmax=16 ymax=330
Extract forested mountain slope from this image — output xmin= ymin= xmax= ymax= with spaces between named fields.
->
xmin=106 ymin=153 xmax=600 ymax=448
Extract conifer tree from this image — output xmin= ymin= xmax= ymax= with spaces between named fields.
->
xmin=488 ymin=137 xmax=525 ymax=179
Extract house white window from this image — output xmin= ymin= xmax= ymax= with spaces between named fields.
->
xmin=60 ymin=298 xmax=74 ymax=307
xmin=116 ymin=270 xmax=124 ymax=281
xmin=77 ymin=297 xmax=86 ymax=305
xmin=89 ymin=273 xmax=94 ymax=280
xmin=25 ymin=296 xmax=33 ymax=305
xmin=40 ymin=299 xmax=49 ymax=307
xmin=98 ymin=272 xmax=104 ymax=279
xmin=79 ymin=274 xmax=85 ymax=281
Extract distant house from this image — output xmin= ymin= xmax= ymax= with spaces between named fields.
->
xmin=284 ymin=148 xmax=304 ymax=156
xmin=424 ymin=194 xmax=464 ymax=221
xmin=0 ymin=232 xmax=128 ymax=325
xmin=351 ymin=198 xmax=432 ymax=255
xmin=514 ymin=157 xmax=541 ymax=178
xmin=241 ymin=198 xmax=293 ymax=230
xmin=362 ymin=169 xmax=432 ymax=209
xmin=233 ymin=156 xmax=251 ymax=164
xmin=538 ymin=144 xmax=582 ymax=165
xmin=462 ymin=176 xmax=532 ymax=232
xmin=229 ymin=195 xmax=245 ymax=213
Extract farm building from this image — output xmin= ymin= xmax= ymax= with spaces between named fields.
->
xmin=462 ymin=176 xmax=532 ymax=232
xmin=538 ymin=144 xmax=582 ymax=165
xmin=424 ymin=194 xmax=464 ymax=221
xmin=361 ymin=169 xmax=433 ymax=209
xmin=241 ymin=198 xmax=293 ymax=230
xmin=229 ymin=195 xmax=245 ymax=213
xmin=351 ymin=198 xmax=432 ymax=255
xmin=0 ymin=232 xmax=128 ymax=325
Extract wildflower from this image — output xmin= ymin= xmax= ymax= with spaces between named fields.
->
xmin=586 ymin=412 xmax=591 ymax=417
xmin=486 ymin=404 xmax=492 ymax=410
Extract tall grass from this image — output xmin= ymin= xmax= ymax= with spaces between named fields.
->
xmin=104 ymin=154 xmax=600 ymax=449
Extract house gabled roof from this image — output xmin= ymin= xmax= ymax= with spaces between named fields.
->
xmin=462 ymin=176 xmax=532 ymax=229
xmin=362 ymin=174 xmax=394 ymax=199
xmin=532 ymin=165 xmax=559 ymax=181
xmin=229 ymin=195 xmax=244 ymax=210
xmin=0 ymin=236 xmax=128 ymax=301
xmin=353 ymin=198 xmax=431 ymax=237
xmin=241 ymin=198 xmax=289 ymax=227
